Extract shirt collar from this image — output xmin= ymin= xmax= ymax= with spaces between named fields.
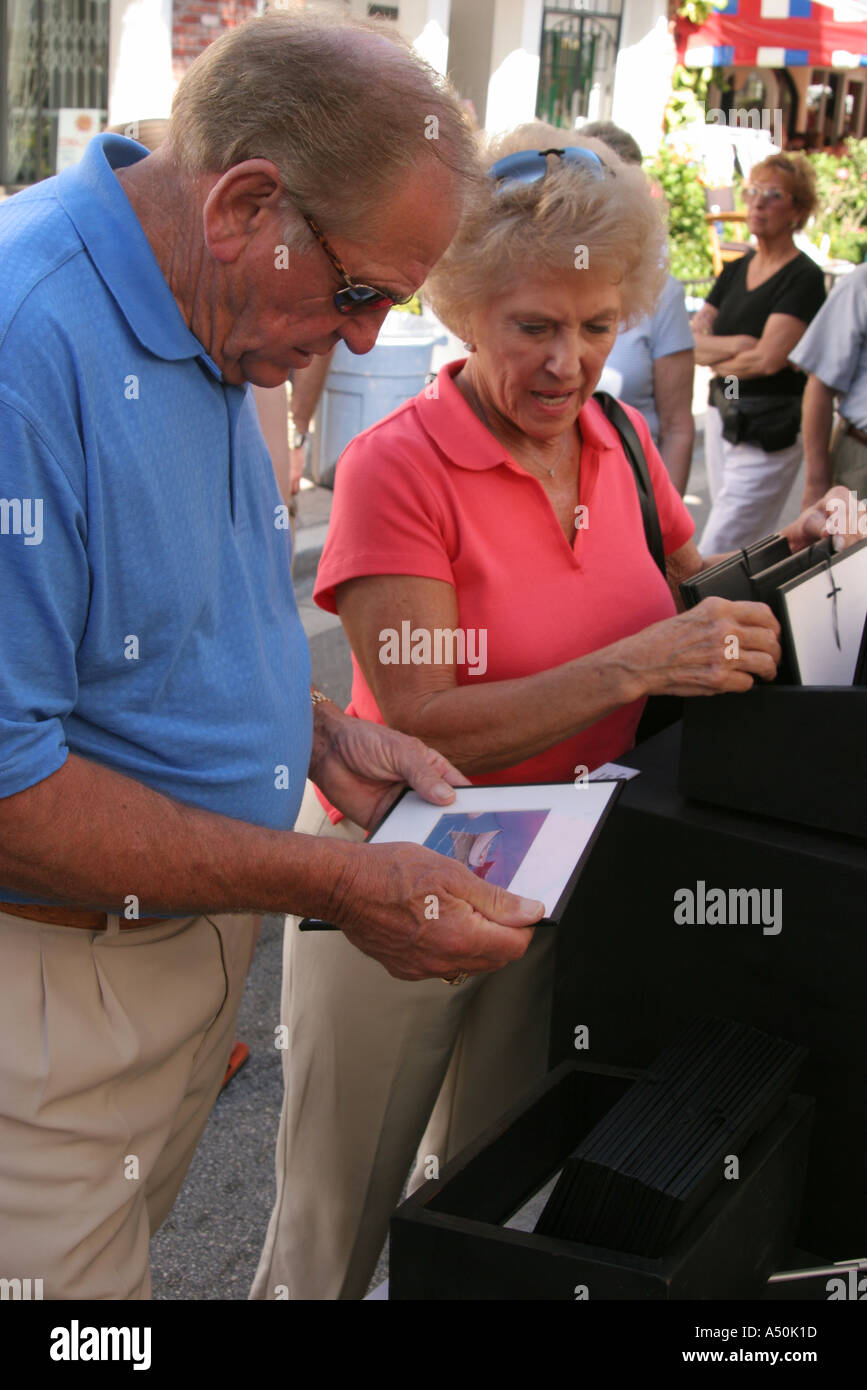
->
xmin=416 ymin=359 xmax=625 ymax=466
xmin=56 ymin=133 xmax=221 ymax=377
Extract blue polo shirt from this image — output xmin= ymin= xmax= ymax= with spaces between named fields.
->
xmin=0 ymin=134 xmax=312 ymax=901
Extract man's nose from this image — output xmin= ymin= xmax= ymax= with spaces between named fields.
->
xmin=338 ymin=306 xmax=391 ymax=355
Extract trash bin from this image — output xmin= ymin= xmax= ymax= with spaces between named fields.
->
xmin=311 ymin=310 xmax=445 ymax=488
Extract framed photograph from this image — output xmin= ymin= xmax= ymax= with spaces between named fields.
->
xmin=778 ymin=536 xmax=867 ymax=686
xmin=367 ymin=781 xmax=623 ymax=921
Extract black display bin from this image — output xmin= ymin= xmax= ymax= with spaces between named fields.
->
xmin=679 ymin=686 xmax=867 ymax=841
xmin=550 ymin=724 xmax=867 ymax=1256
xmin=389 ymin=1061 xmax=813 ymax=1301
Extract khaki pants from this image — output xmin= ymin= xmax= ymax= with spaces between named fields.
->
xmin=831 ymin=422 xmax=867 ymax=500
xmin=0 ymin=908 xmax=257 ymax=1300
xmin=251 ymin=781 xmax=556 ymax=1301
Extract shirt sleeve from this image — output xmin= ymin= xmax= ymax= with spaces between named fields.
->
xmin=619 ymin=400 xmax=695 ymax=556
xmin=314 ymin=422 xmax=455 ymax=614
xmin=788 ymin=268 xmax=867 ymax=393
xmin=772 ymin=257 xmax=826 ymax=325
xmin=0 ymin=392 xmax=89 ymax=799
xmin=650 ymin=276 xmax=695 ymax=359
xmin=705 ymin=260 xmax=738 ymax=310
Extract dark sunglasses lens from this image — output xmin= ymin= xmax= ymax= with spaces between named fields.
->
xmin=489 ymin=146 xmax=607 ymax=192
xmin=335 ymin=285 xmax=394 ymax=314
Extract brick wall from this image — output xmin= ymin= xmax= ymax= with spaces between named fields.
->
xmin=172 ymin=1 xmax=261 ymax=80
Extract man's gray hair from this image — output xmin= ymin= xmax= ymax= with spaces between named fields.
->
xmin=166 ymin=9 xmax=479 ymax=245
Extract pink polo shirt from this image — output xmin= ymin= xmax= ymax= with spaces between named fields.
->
xmin=314 ymin=358 xmax=693 ymax=803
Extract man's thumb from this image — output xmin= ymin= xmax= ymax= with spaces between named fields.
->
xmin=473 ymin=878 xmax=546 ymax=926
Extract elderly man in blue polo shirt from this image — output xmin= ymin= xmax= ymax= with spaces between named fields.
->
xmin=0 ymin=13 xmax=543 ymax=1300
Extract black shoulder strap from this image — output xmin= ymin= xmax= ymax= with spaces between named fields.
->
xmin=592 ymin=390 xmax=666 ymax=578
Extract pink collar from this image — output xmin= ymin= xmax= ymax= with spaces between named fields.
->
xmin=415 ymin=358 xmax=625 ymax=469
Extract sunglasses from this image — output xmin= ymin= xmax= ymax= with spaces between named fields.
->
xmin=743 ymin=185 xmax=788 ymax=204
xmin=302 ymin=212 xmax=413 ymax=315
xmin=488 ymin=146 xmax=611 ymax=191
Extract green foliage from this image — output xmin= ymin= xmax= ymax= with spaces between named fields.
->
xmin=804 ymin=140 xmax=867 ymax=264
xmin=644 ymin=144 xmax=714 ymax=280
xmin=665 ymin=64 xmax=713 ymax=133
xmin=676 ymin=0 xmax=725 ymax=22
xmin=391 ymin=293 xmax=423 ymax=315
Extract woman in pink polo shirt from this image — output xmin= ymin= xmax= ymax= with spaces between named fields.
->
xmin=253 ymin=125 xmax=797 ymax=1302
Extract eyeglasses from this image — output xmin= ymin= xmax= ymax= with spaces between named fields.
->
xmin=488 ymin=146 xmax=611 ymax=191
xmin=302 ymin=212 xmax=413 ymax=315
xmin=743 ymin=186 xmax=788 ymax=205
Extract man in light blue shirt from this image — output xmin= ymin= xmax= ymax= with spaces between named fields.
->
xmin=788 ymin=263 xmax=867 ymax=505
xmin=0 ymin=12 xmax=543 ymax=1300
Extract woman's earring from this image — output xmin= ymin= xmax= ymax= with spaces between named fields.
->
xmin=463 ymin=341 xmax=475 ymax=352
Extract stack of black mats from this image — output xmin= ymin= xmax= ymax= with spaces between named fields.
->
xmin=534 ymin=1018 xmax=806 ymax=1257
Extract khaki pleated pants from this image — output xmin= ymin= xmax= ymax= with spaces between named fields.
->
xmin=251 ymin=780 xmax=557 ymax=1301
xmin=0 ymin=908 xmax=257 ymax=1300
xmin=831 ymin=422 xmax=867 ymax=500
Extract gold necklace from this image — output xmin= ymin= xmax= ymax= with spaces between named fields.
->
xmin=463 ymin=377 xmax=573 ymax=480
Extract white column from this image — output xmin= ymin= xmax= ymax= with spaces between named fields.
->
xmin=485 ymin=0 xmax=542 ymax=134
xmin=348 ymin=0 xmax=452 ymax=74
xmin=412 ymin=0 xmax=452 ymax=75
xmin=610 ymin=0 xmax=674 ymax=156
xmin=107 ymin=0 xmax=175 ymax=127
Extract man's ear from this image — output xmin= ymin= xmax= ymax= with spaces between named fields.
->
xmin=202 ymin=158 xmax=285 ymax=264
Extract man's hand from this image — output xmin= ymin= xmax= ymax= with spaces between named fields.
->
xmin=783 ymin=485 xmax=866 ymax=554
xmin=309 ymin=699 xmax=471 ymax=829
xmin=326 ymin=839 xmax=545 ymax=981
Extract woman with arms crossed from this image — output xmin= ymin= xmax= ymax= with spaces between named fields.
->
xmin=692 ymin=153 xmax=825 ymax=552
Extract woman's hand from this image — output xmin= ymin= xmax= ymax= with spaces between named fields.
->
xmin=614 ymin=597 xmax=782 ymax=699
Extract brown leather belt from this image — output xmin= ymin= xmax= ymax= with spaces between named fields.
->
xmin=845 ymin=421 xmax=867 ymax=448
xmin=0 ymin=900 xmax=164 ymax=930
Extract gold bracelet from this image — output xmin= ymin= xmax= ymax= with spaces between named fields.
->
xmin=311 ymin=689 xmax=333 ymax=706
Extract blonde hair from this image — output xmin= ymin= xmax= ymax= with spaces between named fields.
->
xmin=749 ymin=153 xmax=818 ymax=230
xmin=166 ymin=10 xmax=479 ymax=244
xmin=425 ymin=122 xmax=667 ymax=339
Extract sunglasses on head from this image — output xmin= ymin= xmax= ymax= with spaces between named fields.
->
xmin=302 ymin=211 xmax=414 ymax=315
xmin=488 ymin=146 xmax=611 ymax=191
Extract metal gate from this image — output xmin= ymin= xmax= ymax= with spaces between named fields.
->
xmin=1 ymin=0 xmax=109 ymax=185
xmin=536 ymin=3 xmax=622 ymax=129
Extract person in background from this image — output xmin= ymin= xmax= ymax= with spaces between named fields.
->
xmin=691 ymin=153 xmax=825 ymax=552
xmin=788 ymin=263 xmax=867 ymax=506
xmin=584 ymin=121 xmax=695 ymax=494
xmin=286 ymin=346 xmax=336 ymax=501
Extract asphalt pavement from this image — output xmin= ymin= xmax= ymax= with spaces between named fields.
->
xmin=149 ymin=384 xmax=812 ymax=1300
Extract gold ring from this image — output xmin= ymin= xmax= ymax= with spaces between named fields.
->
xmin=441 ymin=970 xmax=470 ymax=987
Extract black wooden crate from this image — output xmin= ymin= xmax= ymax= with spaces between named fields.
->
xmin=389 ymin=1062 xmax=813 ymax=1300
